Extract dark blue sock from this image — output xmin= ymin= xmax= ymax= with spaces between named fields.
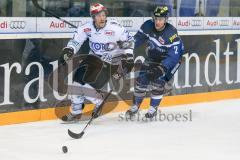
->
xmin=134 ymin=96 xmax=144 ymax=106
xmin=150 ymin=98 xmax=162 ymax=108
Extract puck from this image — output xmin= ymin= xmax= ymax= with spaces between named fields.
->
xmin=62 ymin=146 xmax=68 ymax=153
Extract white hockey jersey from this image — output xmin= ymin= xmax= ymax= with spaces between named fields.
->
xmin=67 ymin=19 xmax=134 ymax=64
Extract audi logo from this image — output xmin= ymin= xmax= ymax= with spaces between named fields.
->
xmin=191 ymin=20 xmax=202 ymax=26
xmin=219 ymin=20 xmax=229 ymax=26
xmin=10 ymin=21 xmax=26 ymax=29
xmin=68 ymin=21 xmax=83 ymax=28
xmin=120 ymin=20 xmax=133 ymax=27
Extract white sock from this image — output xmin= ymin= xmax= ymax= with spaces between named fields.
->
xmin=130 ymin=105 xmax=139 ymax=112
xmin=147 ymin=106 xmax=157 ymax=114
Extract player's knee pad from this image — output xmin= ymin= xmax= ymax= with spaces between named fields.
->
xmin=134 ymin=83 xmax=147 ymax=97
xmin=71 ymin=95 xmax=85 ymax=114
xmin=71 ymin=95 xmax=85 ymax=105
xmin=71 ymin=103 xmax=83 ymax=113
xmin=86 ymin=96 xmax=103 ymax=106
xmin=151 ymin=80 xmax=165 ymax=96
xmin=80 ymin=83 xmax=104 ymax=106
xmin=151 ymin=88 xmax=164 ymax=97
xmin=85 ymin=92 xmax=104 ymax=106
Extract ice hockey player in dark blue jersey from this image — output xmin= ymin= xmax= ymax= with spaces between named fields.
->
xmin=126 ymin=6 xmax=184 ymax=119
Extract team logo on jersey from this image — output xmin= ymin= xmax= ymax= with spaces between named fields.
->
xmin=89 ymin=41 xmax=117 ymax=51
xmin=104 ymin=30 xmax=115 ymax=36
xmin=169 ymin=34 xmax=177 ymax=43
xmin=158 ymin=36 xmax=165 ymax=44
xmin=83 ymin=28 xmax=91 ymax=32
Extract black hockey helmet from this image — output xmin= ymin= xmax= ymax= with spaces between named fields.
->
xmin=153 ymin=6 xmax=169 ymax=18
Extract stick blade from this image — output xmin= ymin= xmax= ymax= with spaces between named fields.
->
xmin=68 ymin=129 xmax=84 ymax=139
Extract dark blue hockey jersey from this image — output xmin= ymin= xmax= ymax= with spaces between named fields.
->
xmin=134 ymin=19 xmax=184 ymax=72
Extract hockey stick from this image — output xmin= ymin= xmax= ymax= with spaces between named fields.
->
xmin=32 ymin=0 xmax=77 ymax=28
xmin=68 ymin=89 xmax=113 ymax=139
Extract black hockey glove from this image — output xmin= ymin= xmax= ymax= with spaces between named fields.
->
xmin=122 ymin=54 xmax=134 ymax=74
xmin=59 ymin=47 xmax=74 ymax=65
xmin=112 ymin=54 xmax=134 ymax=80
xmin=148 ymin=65 xmax=166 ymax=80
xmin=117 ymin=41 xmax=133 ymax=49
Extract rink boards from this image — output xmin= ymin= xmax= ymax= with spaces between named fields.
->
xmin=0 ymin=17 xmax=240 ymax=125
xmin=0 ymin=89 xmax=240 ymax=125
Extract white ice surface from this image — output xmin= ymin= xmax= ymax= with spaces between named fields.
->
xmin=0 ymin=99 xmax=240 ymax=160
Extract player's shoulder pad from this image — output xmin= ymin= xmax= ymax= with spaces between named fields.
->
xmin=108 ymin=19 xmax=122 ymax=27
xmin=165 ymin=23 xmax=180 ymax=43
xmin=77 ymin=21 xmax=92 ymax=33
xmin=107 ymin=19 xmax=127 ymax=34
xmin=78 ymin=21 xmax=92 ymax=28
xmin=140 ymin=19 xmax=154 ymax=34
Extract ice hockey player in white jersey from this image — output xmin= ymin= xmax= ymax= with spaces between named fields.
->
xmin=60 ymin=3 xmax=134 ymax=122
